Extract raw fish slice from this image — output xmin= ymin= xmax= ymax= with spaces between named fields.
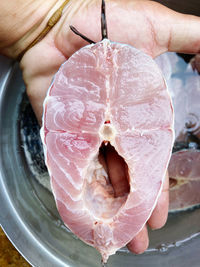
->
xmin=41 ymin=39 xmax=174 ymax=262
xmin=50 ymin=65 xmax=107 ymax=102
xmin=110 ymin=45 xmax=165 ymax=104
xmin=111 ymin=92 xmax=173 ymax=132
xmin=169 ymin=150 xmax=200 ymax=211
xmin=44 ymin=96 xmax=106 ymax=132
xmin=115 ymin=130 xmax=173 ymax=190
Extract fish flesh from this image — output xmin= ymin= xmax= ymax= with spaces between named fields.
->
xmin=169 ymin=150 xmax=200 ymax=211
xmin=41 ymin=39 xmax=174 ymax=262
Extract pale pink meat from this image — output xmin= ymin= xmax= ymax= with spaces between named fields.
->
xmin=41 ymin=39 xmax=174 ymax=262
xmin=169 ymin=150 xmax=200 ymax=211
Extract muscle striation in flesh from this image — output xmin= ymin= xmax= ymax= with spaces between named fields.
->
xmin=41 ymin=39 xmax=174 ymax=262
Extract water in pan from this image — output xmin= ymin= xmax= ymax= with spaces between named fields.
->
xmin=19 ymin=52 xmax=200 ymax=254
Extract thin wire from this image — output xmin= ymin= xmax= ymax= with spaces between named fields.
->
xmin=70 ymin=0 xmax=108 ymax=43
xmin=101 ymin=0 xmax=108 ymax=39
xmin=69 ymin=25 xmax=96 ymax=44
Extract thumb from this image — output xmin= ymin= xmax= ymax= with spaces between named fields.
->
xmin=146 ymin=1 xmax=200 ymax=55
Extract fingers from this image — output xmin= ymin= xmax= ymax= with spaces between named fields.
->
xmin=128 ymin=1 xmax=200 ymax=56
xmin=104 ymin=143 xmax=129 ymax=197
xmin=148 ymin=171 xmax=169 ymax=229
xmin=127 ymin=172 xmax=169 ymax=254
xmin=127 ymin=225 xmax=149 ymax=254
xmin=127 ymin=172 xmax=169 ymax=255
xmin=57 ymin=0 xmax=200 ymax=61
xmin=20 ymin=38 xmax=66 ymax=124
xmin=164 ymin=11 xmax=200 ymax=54
xmin=142 ymin=1 xmax=200 ymax=55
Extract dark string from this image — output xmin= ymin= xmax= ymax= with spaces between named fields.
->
xmin=69 ymin=25 xmax=95 ymax=44
xmin=70 ymin=0 xmax=108 ymax=43
xmin=101 ymin=0 xmax=108 ymax=39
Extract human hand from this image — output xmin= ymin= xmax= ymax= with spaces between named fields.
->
xmin=18 ymin=0 xmax=200 ymax=255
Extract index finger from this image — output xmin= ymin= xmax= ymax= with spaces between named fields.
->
xmin=148 ymin=171 xmax=169 ymax=229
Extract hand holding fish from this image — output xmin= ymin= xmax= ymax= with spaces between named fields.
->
xmin=4 ymin=0 xmax=199 ymax=124
xmin=20 ymin=0 xmax=200 ymax=254
xmin=1 ymin=0 xmax=200 ymax=257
